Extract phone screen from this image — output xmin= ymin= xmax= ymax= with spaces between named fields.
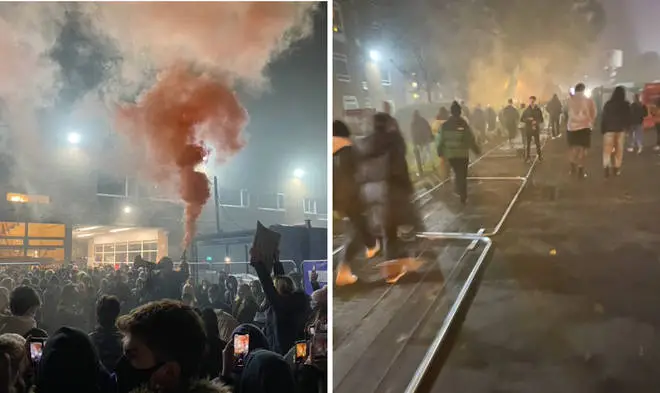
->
xmin=295 ymin=341 xmax=307 ymax=363
xmin=233 ymin=334 xmax=249 ymax=368
xmin=30 ymin=340 xmax=44 ymax=362
xmin=311 ymin=333 xmax=327 ymax=360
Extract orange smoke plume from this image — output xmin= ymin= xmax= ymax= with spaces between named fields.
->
xmin=117 ymin=66 xmax=248 ymax=248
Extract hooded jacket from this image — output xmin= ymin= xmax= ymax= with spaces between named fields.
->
xmin=435 ymin=115 xmax=481 ymax=159
xmin=601 ymin=99 xmax=631 ymax=133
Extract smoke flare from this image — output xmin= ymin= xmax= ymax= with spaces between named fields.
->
xmin=117 ymin=66 xmax=248 ymax=248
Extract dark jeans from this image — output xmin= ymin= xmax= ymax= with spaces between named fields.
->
xmin=340 ymin=206 xmax=376 ymax=270
xmin=550 ymin=115 xmax=560 ymax=137
xmin=525 ymin=129 xmax=541 ymax=159
xmin=448 ymin=157 xmax=469 ymax=202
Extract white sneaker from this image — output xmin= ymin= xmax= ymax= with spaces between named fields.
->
xmin=637 ymin=147 xmax=643 ymax=154
xmin=654 ymin=145 xmax=660 ymax=151
xmin=626 ymin=147 xmax=634 ymax=153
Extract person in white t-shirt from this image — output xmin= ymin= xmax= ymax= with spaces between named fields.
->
xmin=566 ymin=83 xmax=597 ymax=178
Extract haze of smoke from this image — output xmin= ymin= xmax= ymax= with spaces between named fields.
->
xmin=93 ymin=2 xmax=315 ymax=247
xmin=0 ymin=4 xmax=64 ymax=197
xmin=83 ymin=2 xmax=315 ymax=88
xmin=467 ymin=39 xmax=582 ymax=106
xmin=116 ymin=66 xmax=248 ymax=248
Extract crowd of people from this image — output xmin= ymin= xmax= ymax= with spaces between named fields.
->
xmin=0 ymin=252 xmax=327 ymax=393
xmin=334 ymin=82 xmax=660 ymax=285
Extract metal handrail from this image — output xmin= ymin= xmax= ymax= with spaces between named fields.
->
xmin=404 ymin=236 xmax=494 ymax=393
xmin=332 ymin=141 xmax=509 ymax=257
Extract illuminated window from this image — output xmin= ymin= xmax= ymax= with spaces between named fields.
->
xmin=218 ymin=188 xmax=247 ymax=208
xmin=94 ymin=240 xmax=159 ymax=265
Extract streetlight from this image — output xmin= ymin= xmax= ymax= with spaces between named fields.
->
xmin=369 ymin=49 xmax=381 ymax=62
xmin=122 ymin=206 xmax=132 ymax=214
xmin=293 ymin=168 xmax=305 ymax=179
xmin=67 ymin=132 xmax=81 ymax=145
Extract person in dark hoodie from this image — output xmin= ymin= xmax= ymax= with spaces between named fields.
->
xmin=251 ymin=255 xmax=310 ymax=355
xmin=333 ymin=120 xmax=379 ymax=287
xmin=89 ymin=295 xmax=124 ymax=372
xmin=470 ymin=104 xmax=487 ymax=143
xmin=600 ymin=85 xmax=631 ymax=177
xmin=436 ymin=102 xmax=481 ymax=204
xmin=35 ymin=327 xmax=115 ymax=393
xmin=547 ymin=94 xmax=563 ymax=139
xmin=628 ymin=93 xmax=647 ymax=154
xmin=500 ymin=99 xmax=520 ymax=148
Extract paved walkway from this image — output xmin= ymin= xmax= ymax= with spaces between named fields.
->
xmin=434 ymin=132 xmax=660 ymax=392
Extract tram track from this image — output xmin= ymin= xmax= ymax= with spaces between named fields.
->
xmin=334 ymin=135 xmax=551 ymax=393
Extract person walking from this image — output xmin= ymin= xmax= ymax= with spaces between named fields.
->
xmin=435 ymin=102 xmax=481 ymax=205
xmin=501 ymin=99 xmax=519 ymax=148
xmin=566 ymin=83 xmax=597 ymax=178
xmin=547 ymin=94 xmax=563 ymax=139
xmin=628 ymin=94 xmax=647 ymax=153
xmin=600 ymin=86 xmax=631 ymax=177
xmin=411 ymin=110 xmax=434 ymax=176
xmin=520 ymin=96 xmax=544 ymax=163
xmin=333 ymin=120 xmax=380 ymax=287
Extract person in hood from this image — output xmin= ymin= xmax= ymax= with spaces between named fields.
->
xmin=435 ymin=102 xmax=481 ymax=204
xmin=520 ymin=96 xmax=544 ymax=163
xmin=115 ymin=300 xmax=210 ymax=393
xmin=237 ymin=350 xmax=295 ymax=393
xmin=600 ymin=85 xmax=631 ymax=177
xmin=500 ymin=99 xmax=520 ymax=148
xmin=628 ymin=94 xmax=647 ymax=154
xmin=566 ymin=83 xmax=597 ymax=179
xmin=251 ymin=255 xmax=310 ymax=355
xmin=411 ymin=110 xmax=434 ymax=175
xmin=333 ymin=120 xmax=379 ymax=287
xmin=35 ymin=327 xmax=114 ymax=393
xmin=547 ymin=94 xmax=563 ymax=139
xmin=0 ymin=286 xmax=40 ymax=336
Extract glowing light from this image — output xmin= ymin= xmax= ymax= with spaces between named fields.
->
xmin=77 ymin=233 xmax=94 ymax=238
xmin=412 ymin=81 xmax=418 ymax=88
xmin=293 ymin=168 xmax=305 ymax=179
xmin=413 ymin=93 xmax=420 ymax=99
xmin=584 ymin=88 xmax=593 ymax=98
xmin=224 ymin=256 xmax=231 ymax=263
xmin=67 ymin=132 xmax=81 ymax=145
xmin=109 ymin=228 xmax=131 ymax=233
xmin=369 ymin=50 xmax=381 ymax=62
xmin=123 ymin=206 xmax=132 ymax=214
